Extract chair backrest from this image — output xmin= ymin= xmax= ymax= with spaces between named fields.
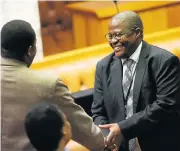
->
xmin=31 ymin=27 xmax=180 ymax=92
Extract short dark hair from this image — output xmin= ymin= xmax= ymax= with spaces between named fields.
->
xmin=1 ymin=20 xmax=36 ymax=59
xmin=25 ymin=103 xmax=65 ymax=151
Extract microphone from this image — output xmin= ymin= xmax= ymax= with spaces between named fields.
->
xmin=113 ymin=0 xmax=119 ymax=13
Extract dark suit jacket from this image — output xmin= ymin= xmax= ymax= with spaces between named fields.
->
xmin=92 ymin=41 xmax=180 ymax=151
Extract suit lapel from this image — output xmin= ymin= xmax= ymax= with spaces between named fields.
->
xmin=110 ymin=56 xmax=125 ymax=107
xmin=133 ymin=41 xmax=149 ymax=113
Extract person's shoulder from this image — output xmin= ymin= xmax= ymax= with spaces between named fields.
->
xmin=148 ymin=42 xmax=177 ymax=60
xmin=145 ymin=42 xmax=179 ymax=69
xmin=96 ymin=52 xmax=114 ymax=68
xmin=26 ymin=69 xmax=60 ymax=88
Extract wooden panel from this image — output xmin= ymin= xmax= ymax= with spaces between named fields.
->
xmin=38 ymin=1 xmax=49 ymax=24
xmin=67 ymin=1 xmax=180 ymax=49
xmin=87 ymin=15 xmax=101 ymax=46
xmin=42 ymin=34 xmax=59 ymax=56
xmin=38 ymin=1 xmax=74 ymax=56
xmin=72 ymin=13 xmax=88 ymax=48
xmin=167 ymin=4 xmax=180 ymax=28
xmin=99 ymin=18 xmax=110 ymax=43
xmin=139 ymin=7 xmax=168 ymax=34
xmin=41 ymin=26 xmax=74 ymax=56
xmin=55 ymin=30 xmax=74 ymax=52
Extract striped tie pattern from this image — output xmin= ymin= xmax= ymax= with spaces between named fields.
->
xmin=122 ymin=59 xmax=136 ymax=151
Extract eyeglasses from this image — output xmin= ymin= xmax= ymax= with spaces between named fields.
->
xmin=105 ymin=31 xmax=132 ymax=41
xmin=105 ymin=26 xmax=142 ymax=41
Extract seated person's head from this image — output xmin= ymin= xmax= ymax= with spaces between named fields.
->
xmin=25 ymin=103 xmax=72 ymax=151
xmin=1 ymin=20 xmax=36 ymax=67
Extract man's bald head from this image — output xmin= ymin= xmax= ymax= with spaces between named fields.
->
xmin=111 ymin=11 xmax=143 ymax=35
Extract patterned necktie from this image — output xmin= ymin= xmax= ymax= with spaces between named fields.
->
xmin=122 ymin=59 xmax=136 ymax=151
xmin=122 ymin=59 xmax=135 ymax=100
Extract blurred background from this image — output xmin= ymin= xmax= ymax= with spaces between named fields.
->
xmin=36 ymin=0 xmax=180 ymax=93
xmin=1 ymin=0 xmax=180 ymax=150
xmin=1 ymin=0 xmax=180 ymax=93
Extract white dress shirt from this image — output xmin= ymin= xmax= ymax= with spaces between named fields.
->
xmin=121 ymin=41 xmax=142 ymax=117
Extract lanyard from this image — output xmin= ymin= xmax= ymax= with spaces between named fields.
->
xmin=123 ymin=63 xmax=137 ymax=104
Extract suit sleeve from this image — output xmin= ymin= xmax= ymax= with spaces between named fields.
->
xmin=91 ymin=62 xmax=109 ymax=136
xmin=118 ymin=55 xmax=180 ymax=140
xmin=52 ymin=79 xmax=105 ymax=150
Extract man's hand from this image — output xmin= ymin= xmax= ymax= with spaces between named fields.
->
xmin=99 ymin=123 xmax=122 ymax=149
xmin=104 ymin=143 xmax=118 ymax=151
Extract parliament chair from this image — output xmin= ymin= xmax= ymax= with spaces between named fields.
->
xmin=32 ymin=27 xmax=180 ymax=92
xmin=58 ymin=67 xmax=81 ymax=93
xmin=79 ymin=62 xmax=96 ymax=90
xmin=42 ymin=34 xmax=60 ymax=56
xmin=57 ymin=58 xmax=99 ymax=92
xmin=171 ymin=48 xmax=180 ymax=58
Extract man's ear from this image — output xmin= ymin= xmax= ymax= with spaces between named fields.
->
xmin=27 ymin=46 xmax=32 ymax=56
xmin=62 ymin=127 xmax=67 ymax=136
xmin=135 ymin=27 xmax=141 ymax=38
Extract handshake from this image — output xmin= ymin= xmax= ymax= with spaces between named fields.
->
xmin=99 ymin=123 xmax=123 ymax=151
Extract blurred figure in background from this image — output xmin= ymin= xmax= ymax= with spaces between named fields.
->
xmin=1 ymin=20 xmax=115 ymax=151
xmin=25 ymin=103 xmax=71 ymax=151
xmin=0 ymin=0 xmax=43 ymax=62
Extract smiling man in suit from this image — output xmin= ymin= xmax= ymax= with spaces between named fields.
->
xmin=92 ymin=11 xmax=180 ymax=151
